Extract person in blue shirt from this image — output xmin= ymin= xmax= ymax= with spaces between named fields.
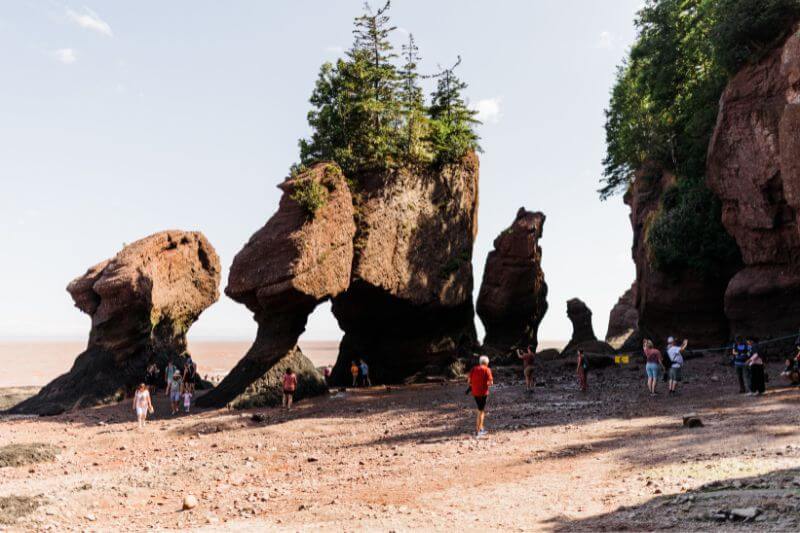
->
xmin=731 ymin=337 xmax=752 ymax=394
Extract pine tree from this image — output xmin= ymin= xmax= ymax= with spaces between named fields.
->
xmin=299 ymin=1 xmax=403 ymax=176
xmin=398 ymin=33 xmax=432 ymax=164
xmin=427 ymin=57 xmax=481 ymax=164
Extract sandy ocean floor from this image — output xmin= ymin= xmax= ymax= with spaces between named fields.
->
xmin=0 ymin=354 xmax=798 ymax=531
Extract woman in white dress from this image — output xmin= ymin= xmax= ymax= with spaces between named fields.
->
xmin=133 ymin=382 xmax=154 ymax=429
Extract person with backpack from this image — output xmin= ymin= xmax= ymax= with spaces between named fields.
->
xmin=576 ymin=349 xmax=588 ymax=392
xmin=666 ymin=336 xmax=688 ymax=395
xmin=468 ymin=355 xmax=494 ymax=437
xmin=731 ymin=337 xmax=752 ymax=394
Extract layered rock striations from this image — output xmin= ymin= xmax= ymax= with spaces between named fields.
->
xmin=11 ymin=231 xmax=220 ymax=415
xmin=196 ymin=163 xmax=351 ymax=407
xmin=707 ymin=25 xmax=800 ymax=341
xmin=626 ymin=165 xmax=731 ymax=346
xmin=331 ymin=153 xmax=480 ymax=383
xmin=476 ymin=208 xmax=548 ymax=356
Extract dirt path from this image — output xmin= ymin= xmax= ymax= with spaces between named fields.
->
xmin=1 ymin=356 xmax=799 ymax=531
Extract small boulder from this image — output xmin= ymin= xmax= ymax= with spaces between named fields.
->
xmin=730 ymin=507 xmax=760 ymax=521
xmin=683 ymin=413 xmax=703 ymax=428
xmin=182 ymin=494 xmax=198 ymax=511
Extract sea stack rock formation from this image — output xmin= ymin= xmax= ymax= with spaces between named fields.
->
xmin=605 ymin=283 xmax=641 ymax=350
xmin=196 ymin=163 xmax=351 ymax=407
xmin=11 ymin=231 xmax=220 ymax=415
xmin=331 ymin=153 xmax=479 ymax=383
xmin=561 ymin=298 xmax=606 ymax=354
xmin=626 ymin=164 xmax=730 ymax=346
xmin=707 ymin=24 xmax=800 ymax=342
xmin=476 ymin=208 xmax=548 ymax=356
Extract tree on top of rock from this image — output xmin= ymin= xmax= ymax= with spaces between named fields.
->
xmin=398 ymin=33 xmax=433 ymax=165
xmin=297 ymin=1 xmax=480 ymax=176
xmin=427 ymin=57 xmax=482 ymax=165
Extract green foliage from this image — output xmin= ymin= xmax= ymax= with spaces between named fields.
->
xmin=291 ymin=177 xmax=329 ymax=217
xmin=710 ymin=0 xmax=800 ymax=73
xmin=601 ymin=0 xmax=800 ymax=199
xmin=646 ymin=178 xmax=740 ymax=278
xmin=297 ymin=1 xmax=479 ymax=177
xmin=601 ymin=0 xmax=726 ymax=198
xmin=427 ymin=58 xmax=482 ymax=165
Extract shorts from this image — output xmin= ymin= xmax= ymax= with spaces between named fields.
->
xmin=170 ymin=391 xmax=181 ymax=402
xmin=473 ymin=395 xmax=488 ymax=412
xmin=645 ymin=363 xmax=660 ymax=379
xmin=283 ymin=389 xmax=295 ymax=396
xmin=669 ymin=366 xmax=682 ymax=382
xmin=524 ymin=366 xmax=535 ymax=379
xmin=135 ymin=407 xmax=147 ymax=417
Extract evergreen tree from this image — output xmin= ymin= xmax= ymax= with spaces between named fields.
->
xmin=427 ymin=57 xmax=481 ymax=164
xmin=398 ymin=33 xmax=432 ymax=164
xmin=299 ymin=1 xmax=403 ymax=175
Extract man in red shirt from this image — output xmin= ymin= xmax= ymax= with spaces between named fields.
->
xmin=468 ymin=355 xmax=494 ymax=437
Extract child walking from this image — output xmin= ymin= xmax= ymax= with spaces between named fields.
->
xmin=182 ymin=387 xmax=193 ymax=413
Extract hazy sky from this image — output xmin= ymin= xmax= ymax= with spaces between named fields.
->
xmin=0 ymin=0 xmax=642 ymax=343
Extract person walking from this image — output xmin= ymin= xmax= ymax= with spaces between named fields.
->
xmin=182 ymin=354 xmax=197 ymax=394
xmin=167 ymin=370 xmax=183 ymax=415
xmin=468 ymin=355 xmax=494 ymax=437
xmin=745 ymin=339 xmax=765 ymax=395
xmin=282 ymin=368 xmax=298 ymax=409
xmin=731 ymin=337 xmax=752 ymax=393
xmin=145 ymin=360 xmax=160 ymax=395
xmin=350 ymin=361 xmax=360 ymax=387
xmin=643 ymin=339 xmax=664 ymax=396
xmin=359 ymin=359 xmax=371 ymax=387
xmin=666 ymin=336 xmax=688 ymax=395
xmin=322 ymin=365 xmax=332 ymax=387
xmin=517 ymin=345 xmax=536 ymax=392
xmin=182 ymin=386 xmax=193 ymax=413
xmin=132 ymin=383 xmax=154 ymax=429
xmin=164 ymin=359 xmax=177 ymax=397
xmin=576 ymin=349 xmax=588 ymax=392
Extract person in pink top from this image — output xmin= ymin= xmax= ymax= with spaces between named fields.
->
xmin=282 ymin=368 xmax=298 ymax=409
xmin=642 ymin=339 xmax=665 ymax=396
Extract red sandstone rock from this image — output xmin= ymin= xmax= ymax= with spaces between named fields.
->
xmin=626 ymin=165 xmax=730 ymax=346
xmin=11 ymin=231 xmax=220 ymax=415
xmin=331 ymin=153 xmax=480 ymax=382
xmin=707 ymin=25 xmax=800 ymax=341
xmin=198 ymin=163 xmax=353 ymax=407
xmin=476 ymin=208 xmax=548 ymax=356
xmin=605 ymin=283 xmax=640 ymax=350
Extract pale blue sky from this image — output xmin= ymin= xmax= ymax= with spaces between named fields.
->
xmin=0 ymin=0 xmax=641 ymax=342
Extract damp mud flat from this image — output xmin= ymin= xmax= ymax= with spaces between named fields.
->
xmin=1 ymin=356 xmax=799 ymax=531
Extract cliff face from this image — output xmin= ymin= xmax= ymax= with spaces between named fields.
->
xmin=706 ymin=26 xmax=800 ymax=341
xmin=12 ymin=231 xmax=220 ymax=415
xmin=476 ymin=208 xmax=548 ymax=356
xmin=626 ymin=166 xmax=731 ymax=346
xmin=196 ymin=163 xmax=351 ymax=407
xmin=331 ymin=153 xmax=479 ymax=382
